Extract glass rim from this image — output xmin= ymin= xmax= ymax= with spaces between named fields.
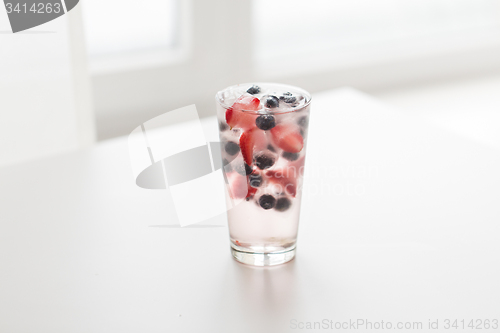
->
xmin=215 ymin=82 xmax=312 ymax=115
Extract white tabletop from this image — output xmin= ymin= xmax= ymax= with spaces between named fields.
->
xmin=1 ymin=88 xmax=499 ymax=332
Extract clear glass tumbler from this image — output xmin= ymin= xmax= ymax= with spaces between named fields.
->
xmin=216 ymin=83 xmax=311 ymax=266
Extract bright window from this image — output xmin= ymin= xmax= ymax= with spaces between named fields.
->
xmin=82 ymin=0 xmax=179 ymax=56
xmin=253 ymin=0 xmax=500 ymax=71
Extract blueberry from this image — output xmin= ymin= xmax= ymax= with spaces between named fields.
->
xmin=259 ymin=195 xmax=276 ymax=210
xmin=219 ymin=121 xmax=229 ymax=131
xmin=255 ymin=153 xmax=276 ymax=170
xmin=249 ymin=173 xmax=262 ymax=188
xmin=275 ymin=197 xmax=291 ymax=212
xmin=264 ymin=95 xmax=280 ymax=108
xmin=280 ymin=93 xmax=296 ymax=104
xmin=247 ymin=85 xmax=261 ymax=95
xmin=298 ymin=116 xmax=308 ymax=128
xmin=244 ymin=163 xmax=253 ymax=175
xmin=267 ymin=144 xmax=276 ymax=152
xmin=225 ymin=141 xmax=240 ymax=156
xmin=255 ymin=115 xmax=276 ymax=130
xmin=282 ymin=152 xmax=299 ymax=161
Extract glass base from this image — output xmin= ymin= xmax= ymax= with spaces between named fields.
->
xmin=230 ymin=245 xmax=296 ymax=266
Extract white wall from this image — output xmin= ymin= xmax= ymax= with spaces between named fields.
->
xmin=0 ymin=6 xmax=95 ymax=167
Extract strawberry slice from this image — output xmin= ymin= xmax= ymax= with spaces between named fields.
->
xmin=246 ymin=185 xmax=258 ymax=199
xmin=240 ymin=130 xmax=254 ymax=166
xmin=270 ymin=124 xmax=303 ymax=153
xmin=227 ymin=172 xmax=248 ymax=199
xmin=266 ymin=167 xmax=299 ymax=197
xmin=239 ymin=128 xmax=266 ymax=166
xmin=225 ymin=94 xmax=260 ymax=130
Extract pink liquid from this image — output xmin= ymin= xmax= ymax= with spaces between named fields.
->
xmin=216 ymin=83 xmax=311 ymax=257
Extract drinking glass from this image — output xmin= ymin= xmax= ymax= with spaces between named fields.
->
xmin=216 ymin=83 xmax=311 ymax=266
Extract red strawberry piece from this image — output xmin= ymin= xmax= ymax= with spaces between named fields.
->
xmin=227 ymin=172 xmax=248 ymax=199
xmin=246 ymin=185 xmax=257 ymax=199
xmin=270 ymin=124 xmax=303 ymax=153
xmin=225 ymin=94 xmax=260 ymax=130
xmin=239 ymin=130 xmax=254 ymax=166
xmin=239 ymin=128 xmax=266 ymax=166
xmin=266 ymin=167 xmax=298 ymax=197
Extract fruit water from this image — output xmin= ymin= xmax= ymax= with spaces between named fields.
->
xmin=216 ymin=83 xmax=311 ymax=266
